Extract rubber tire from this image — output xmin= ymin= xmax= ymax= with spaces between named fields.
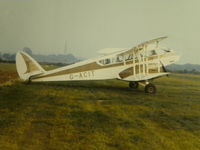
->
xmin=129 ymin=81 xmax=139 ymax=89
xmin=145 ymin=83 xmax=156 ymax=94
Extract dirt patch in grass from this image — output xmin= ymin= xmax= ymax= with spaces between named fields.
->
xmin=0 ymin=70 xmax=18 ymax=84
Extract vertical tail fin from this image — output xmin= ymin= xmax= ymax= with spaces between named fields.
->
xmin=16 ymin=51 xmax=46 ymax=81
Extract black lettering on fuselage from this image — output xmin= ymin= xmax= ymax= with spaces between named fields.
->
xmin=83 ymin=72 xmax=87 ymax=77
xmin=79 ymin=73 xmax=83 ymax=78
xmin=69 ymin=71 xmax=95 ymax=80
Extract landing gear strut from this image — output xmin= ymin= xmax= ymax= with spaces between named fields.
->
xmin=129 ymin=81 xmax=139 ymax=89
xmin=145 ymin=83 xmax=156 ymax=94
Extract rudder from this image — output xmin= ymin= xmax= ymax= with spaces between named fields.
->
xmin=16 ymin=51 xmax=46 ymax=81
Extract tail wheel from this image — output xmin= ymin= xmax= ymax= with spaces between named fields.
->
xmin=129 ymin=81 xmax=139 ymax=89
xmin=145 ymin=83 xmax=156 ymax=94
xmin=27 ymin=77 xmax=32 ymax=84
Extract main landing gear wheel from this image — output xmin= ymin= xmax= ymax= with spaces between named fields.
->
xmin=129 ymin=81 xmax=139 ymax=89
xmin=145 ymin=83 xmax=156 ymax=94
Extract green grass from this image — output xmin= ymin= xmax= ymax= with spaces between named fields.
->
xmin=0 ymin=63 xmax=200 ymax=150
xmin=0 ymin=63 xmax=17 ymax=72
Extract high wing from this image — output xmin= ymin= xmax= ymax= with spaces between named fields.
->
xmin=98 ymin=48 xmax=127 ymax=55
xmin=117 ymin=36 xmax=168 ymax=56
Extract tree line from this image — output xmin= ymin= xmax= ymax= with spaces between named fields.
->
xmin=0 ymin=47 xmax=78 ymax=65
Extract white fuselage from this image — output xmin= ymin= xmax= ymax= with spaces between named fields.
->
xmin=15 ymin=37 xmax=180 ymax=84
xmin=31 ymin=51 xmax=179 ymax=82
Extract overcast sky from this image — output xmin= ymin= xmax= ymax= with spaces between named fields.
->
xmin=0 ymin=0 xmax=199 ymax=64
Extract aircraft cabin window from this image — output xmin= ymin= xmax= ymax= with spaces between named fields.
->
xmin=147 ymin=50 xmax=157 ymax=56
xmin=99 ymin=58 xmax=112 ymax=65
xmin=99 ymin=60 xmax=104 ymax=64
xmin=125 ymin=54 xmax=133 ymax=61
xmin=116 ymin=56 xmax=123 ymax=62
xmin=151 ymin=50 xmax=157 ymax=55
xmin=105 ymin=58 xmax=111 ymax=64
xmin=128 ymin=54 xmax=133 ymax=60
xmin=111 ymin=57 xmax=116 ymax=63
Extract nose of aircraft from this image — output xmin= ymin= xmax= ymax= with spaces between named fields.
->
xmin=160 ymin=52 xmax=180 ymax=66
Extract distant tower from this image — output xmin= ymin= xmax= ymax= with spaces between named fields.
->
xmin=64 ymin=40 xmax=67 ymax=54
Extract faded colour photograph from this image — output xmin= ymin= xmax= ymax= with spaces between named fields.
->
xmin=0 ymin=0 xmax=200 ymax=150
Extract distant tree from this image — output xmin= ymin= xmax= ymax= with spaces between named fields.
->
xmin=191 ymin=69 xmax=197 ymax=73
xmin=2 ymin=53 xmax=11 ymax=60
xmin=10 ymin=53 xmax=16 ymax=61
xmin=23 ymin=47 xmax=33 ymax=56
xmin=183 ymin=69 xmax=188 ymax=73
xmin=2 ymin=53 xmax=15 ymax=61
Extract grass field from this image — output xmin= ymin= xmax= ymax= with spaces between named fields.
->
xmin=0 ymin=63 xmax=200 ymax=150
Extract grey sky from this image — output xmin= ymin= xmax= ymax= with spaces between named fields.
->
xmin=0 ymin=0 xmax=199 ymax=64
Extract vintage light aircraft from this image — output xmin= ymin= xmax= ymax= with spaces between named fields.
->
xmin=16 ymin=37 xmax=179 ymax=93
